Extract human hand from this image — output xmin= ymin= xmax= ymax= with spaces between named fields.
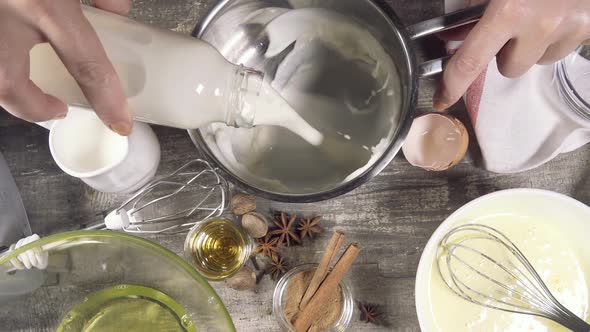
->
xmin=434 ymin=0 xmax=590 ymax=111
xmin=0 ymin=0 xmax=133 ymax=135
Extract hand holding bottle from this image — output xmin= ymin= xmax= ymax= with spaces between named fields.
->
xmin=0 ymin=0 xmax=133 ymax=135
xmin=435 ymin=0 xmax=590 ymax=111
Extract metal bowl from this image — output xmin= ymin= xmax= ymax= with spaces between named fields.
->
xmin=188 ymin=0 xmax=482 ymax=202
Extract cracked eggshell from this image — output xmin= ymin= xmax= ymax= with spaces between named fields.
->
xmin=402 ymin=113 xmax=469 ymax=171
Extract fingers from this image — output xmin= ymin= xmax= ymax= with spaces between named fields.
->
xmin=434 ymin=0 xmax=517 ymax=110
xmin=537 ymin=17 xmax=590 ymax=64
xmin=93 ymin=0 xmax=132 ymax=16
xmin=30 ymin=2 xmax=132 ymax=135
xmin=538 ymin=37 xmax=586 ymax=65
xmin=496 ymin=37 xmax=548 ymax=77
xmin=0 ymin=31 xmax=67 ymax=122
xmin=1 ymin=79 xmax=68 ymax=122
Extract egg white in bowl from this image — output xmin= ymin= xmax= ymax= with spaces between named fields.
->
xmin=415 ymin=189 xmax=590 ymax=332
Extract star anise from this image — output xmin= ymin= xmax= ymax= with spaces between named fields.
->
xmin=358 ymin=302 xmax=382 ymax=325
xmin=253 ymin=233 xmax=280 ymax=257
xmin=269 ymin=212 xmax=301 ymax=247
xmin=297 ymin=216 xmax=323 ymax=239
xmin=270 ymin=209 xmax=284 ymax=221
xmin=269 ymin=253 xmax=288 ymax=280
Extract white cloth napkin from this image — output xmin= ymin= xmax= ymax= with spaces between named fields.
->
xmin=445 ymin=0 xmax=590 ymax=173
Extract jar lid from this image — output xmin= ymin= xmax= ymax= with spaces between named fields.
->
xmin=556 ymin=46 xmax=590 ymax=120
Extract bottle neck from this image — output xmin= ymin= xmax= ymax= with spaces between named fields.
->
xmin=225 ymin=66 xmax=264 ymax=128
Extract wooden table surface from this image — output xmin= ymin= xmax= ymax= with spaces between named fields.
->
xmin=1 ymin=0 xmax=590 ymax=331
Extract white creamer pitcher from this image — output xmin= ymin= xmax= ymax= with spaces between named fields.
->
xmin=38 ymin=107 xmax=160 ymax=193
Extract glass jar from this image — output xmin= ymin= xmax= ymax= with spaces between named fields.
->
xmin=183 ymin=217 xmax=253 ymax=280
xmin=555 ymin=45 xmax=590 ymax=120
xmin=272 ymin=264 xmax=354 ymax=332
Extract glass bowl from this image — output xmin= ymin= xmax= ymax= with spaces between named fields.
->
xmin=272 ymin=264 xmax=354 ymax=331
xmin=0 ymin=230 xmax=235 ymax=331
xmin=555 ymin=45 xmax=590 ymax=120
xmin=184 ymin=217 xmax=253 ymax=281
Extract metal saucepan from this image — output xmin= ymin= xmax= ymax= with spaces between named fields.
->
xmin=188 ymin=0 xmax=484 ymax=202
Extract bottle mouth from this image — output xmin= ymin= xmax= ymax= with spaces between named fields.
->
xmin=227 ymin=66 xmax=264 ymax=128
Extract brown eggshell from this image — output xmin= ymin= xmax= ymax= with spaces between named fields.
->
xmin=402 ymin=113 xmax=469 ymax=171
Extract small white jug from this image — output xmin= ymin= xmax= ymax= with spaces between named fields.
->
xmin=38 ymin=106 xmax=160 ymax=193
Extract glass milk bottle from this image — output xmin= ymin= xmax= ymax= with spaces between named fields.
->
xmin=28 ymin=5 xmax=322 ymax=146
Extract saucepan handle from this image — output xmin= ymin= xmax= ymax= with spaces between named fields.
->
xmin=407 ymin=4 xmax=486 ymax=77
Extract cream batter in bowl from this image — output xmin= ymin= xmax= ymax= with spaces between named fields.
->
xmin=415 ymin=189 xmax=590 ymax=331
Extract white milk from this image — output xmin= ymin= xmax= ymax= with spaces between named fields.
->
xmin=50 ymin=110 xmax=128 ymax=174
xmin=203 ymin=8 xmax=402 ymax=193
xmin=247 ymin=80 xmax=323 ymax=146
xmin=29 ymin=5 xmax=321 ymax=145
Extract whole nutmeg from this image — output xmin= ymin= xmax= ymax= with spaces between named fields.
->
xmin=226 ymin=266 xmax=256 ymax=291
xmin=241 ymin=212 xmax=269 ymax=238
xmin=231 ymin=193 xmax=256 ymax=215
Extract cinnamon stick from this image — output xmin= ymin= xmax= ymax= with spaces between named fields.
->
xmin=293 ymin=243 xmax=360 ymax=332
xmin=299 ymin=232 xmax=344 ymax=309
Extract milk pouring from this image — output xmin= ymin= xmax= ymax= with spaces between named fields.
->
xmin=29 ymin=5 xmax=322 ymax=146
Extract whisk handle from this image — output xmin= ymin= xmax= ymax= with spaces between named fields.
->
xmin=557 ymin=314 xmax=590 ymax=332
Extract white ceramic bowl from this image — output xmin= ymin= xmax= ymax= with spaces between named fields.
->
xmin=415 ymin=189 xmax=590 ymax=331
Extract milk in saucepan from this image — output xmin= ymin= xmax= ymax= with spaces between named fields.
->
xmin=203 ymin=8 xmax=403 ymax=193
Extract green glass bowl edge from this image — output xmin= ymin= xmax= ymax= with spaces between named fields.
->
xmin=0 ymin=230 xmax=236 ymax=332
xmin=55 ymin=284 xmax=197 ymax=332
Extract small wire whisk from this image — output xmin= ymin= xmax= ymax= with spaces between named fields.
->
xmin=437 ymin=224 xmax=590 ymax=332
xmin=87 ymin=159 xmax=229 ymax=234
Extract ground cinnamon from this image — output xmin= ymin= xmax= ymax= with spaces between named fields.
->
xmin=284 ymin=270 xmax=343 ymax=332
xmin=299 ymin=232 xmax=344 ymax=309
xmin=293 ymin=244 xmax=359 ymax=331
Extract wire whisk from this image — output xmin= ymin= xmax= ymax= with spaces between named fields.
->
xmin=437 ymin=224 xmax=590 ymax=332
xmin=86 ymin=159 xmax=229 ymax=234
